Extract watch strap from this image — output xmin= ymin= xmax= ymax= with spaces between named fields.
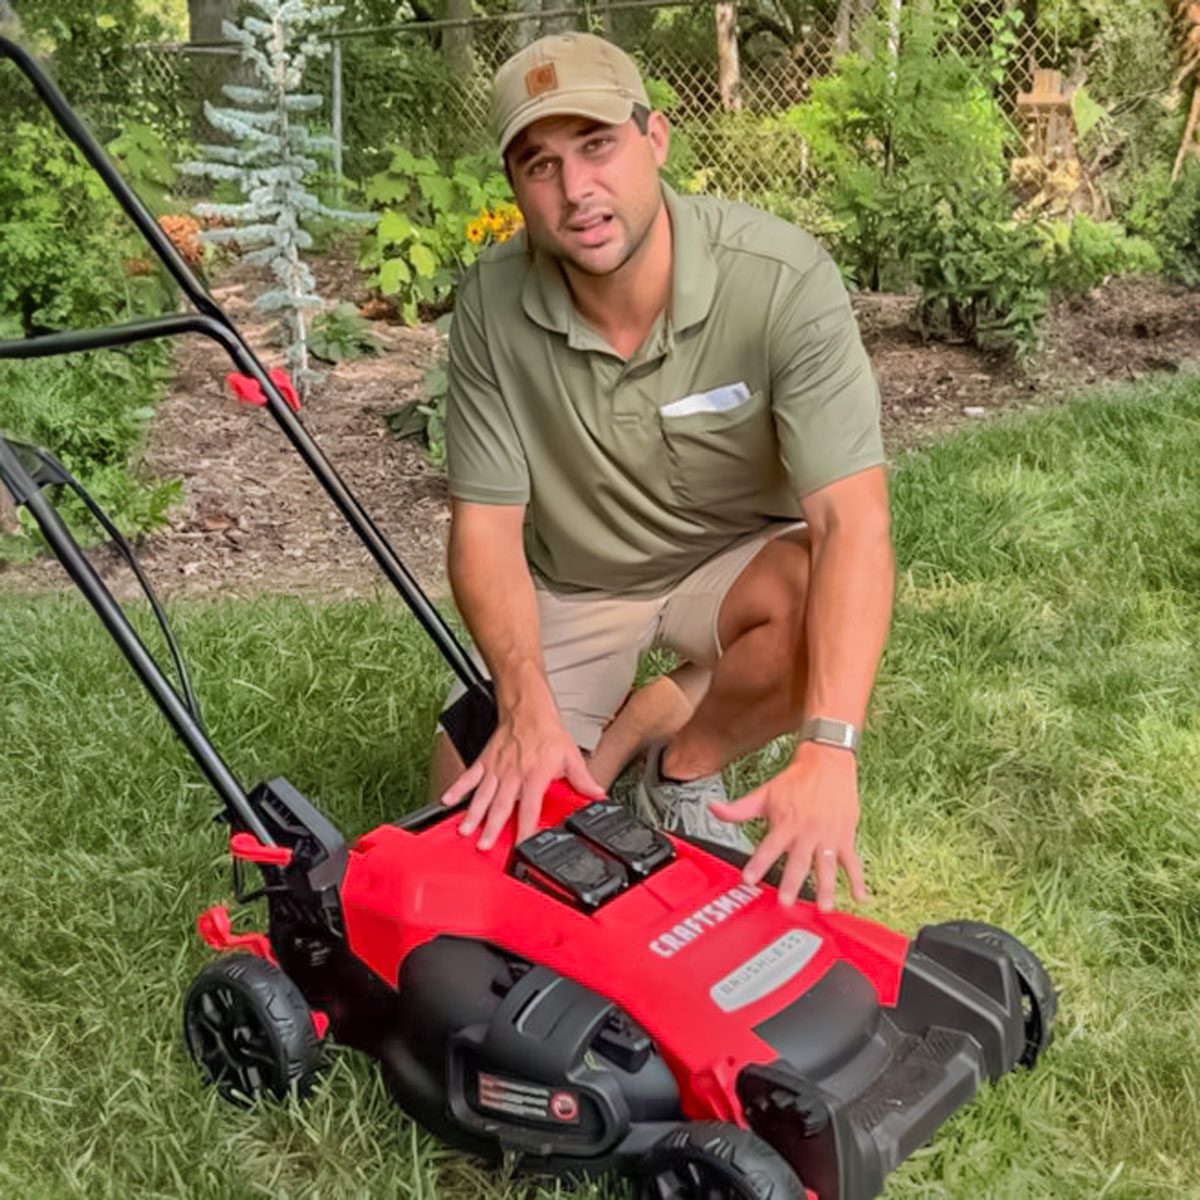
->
xmin=800 ymin=716 xmax=860 ymax=753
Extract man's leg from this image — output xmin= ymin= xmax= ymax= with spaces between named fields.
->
xmin=584 ymin=662 xmax=709 ymax=789
xmin=429 ymin=586 xmax=659 ymax=801
xmin=659 ymin=529 xmax=810 ymax=783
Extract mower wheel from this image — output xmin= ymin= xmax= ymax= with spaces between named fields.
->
xmin=632 ymin=1121 xmax=805 ymax=1200
xmin=183 ymin=952 xmax=325 ymax=1107
xmin=933 ymin=920 xmax=1057 ymax=1068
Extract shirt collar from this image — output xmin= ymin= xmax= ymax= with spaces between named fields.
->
xmin=519 ymin=181 xmax=718 ymax=348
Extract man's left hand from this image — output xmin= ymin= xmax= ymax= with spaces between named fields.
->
xmin=709 ymin=742 xmax=869 ymax=911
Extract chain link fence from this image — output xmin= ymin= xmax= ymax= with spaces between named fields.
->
xmin=127 ymin=1 xmax=1076 ymax=206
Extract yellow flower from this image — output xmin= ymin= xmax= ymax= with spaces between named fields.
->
xmin=465 ymin=219 xmax=485 ymax=245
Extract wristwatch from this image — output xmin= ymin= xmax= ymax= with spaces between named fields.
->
xmin=800 ymin=716 xmax=860 ymax=754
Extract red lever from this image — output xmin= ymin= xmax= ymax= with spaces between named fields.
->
xmin=225 ymin=367 xmax=300 ymax=413
xmin=196 ymin=905 xmax=277 ymax=964
xmin=230 ymin=831 xmax=293 ymax=866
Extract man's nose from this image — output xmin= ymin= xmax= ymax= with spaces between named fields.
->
xmin=559 ymin=154 xmax=595 ymax=207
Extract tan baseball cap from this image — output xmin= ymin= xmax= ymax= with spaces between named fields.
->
xmin=491 ymin=32 xmax=651 ymax=157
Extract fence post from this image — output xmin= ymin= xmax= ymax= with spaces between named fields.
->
xmin=331 ymin=36 xmax=343 ymax=205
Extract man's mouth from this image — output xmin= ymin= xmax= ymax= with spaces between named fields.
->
xmin=564 ymin=213 xmax=614 ymax=244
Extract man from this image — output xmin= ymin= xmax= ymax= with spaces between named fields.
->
xmin=433 ymin=32 xmax=894 ymax=911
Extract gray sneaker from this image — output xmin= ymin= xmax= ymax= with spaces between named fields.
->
xmin=633 ymin=743 xmax=753 ymax=853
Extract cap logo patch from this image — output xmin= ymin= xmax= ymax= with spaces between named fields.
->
xmin=525 ymin=63 xmax=558 ymax=96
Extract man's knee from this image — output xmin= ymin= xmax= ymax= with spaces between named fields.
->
xmin=719 ymin=535 xmax=810 ymax=655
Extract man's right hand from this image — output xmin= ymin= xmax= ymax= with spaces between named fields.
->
xmin=439 ymin=694 xmax=604 ymax=850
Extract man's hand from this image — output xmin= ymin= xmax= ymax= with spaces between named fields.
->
xmin=440 ymin=695 xmax=604 ymax=851
xmin=710 ymin=742 xmax=869 ymax=911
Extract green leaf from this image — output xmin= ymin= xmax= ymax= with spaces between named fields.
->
xmin=378 ymin=257 xmax=411 ymax=295
xmin=384 ymin=401 xmax=429 ymax=441
xmin=409 ymin=242 xmax=438 ymax=279
xmin=377 ymin=210 xmax=415 ymax=245
xmin=96 ymin=13 xmax=117 ymax=30
xmin=365 ymin=175 xmax=410 ymax=205
xmin=418 ymin=175 xmax=455 ymax=214
xmin=423 ymin=364 xmax=448 ymax=398
xmin=1071 ymin=88 xmax=1107 ymax=142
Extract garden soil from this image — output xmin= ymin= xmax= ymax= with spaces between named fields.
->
xmin=3 ymin=245 xmax=1199 ymax=602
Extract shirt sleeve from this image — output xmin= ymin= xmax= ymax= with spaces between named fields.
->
xmin=768 ymin=252 xmax=886 ymax=497
xmin=444 ymin=266 xmax=531 ymax=505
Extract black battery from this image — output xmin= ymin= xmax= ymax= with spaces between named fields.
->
xmin=567 ymin=802 xmax=675 ymax=879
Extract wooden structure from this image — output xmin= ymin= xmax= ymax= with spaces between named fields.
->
xmin=1011 ymin=66 xmax=1093 ymax=219
xmin=1173 ymin=2 xmax=1200 ymax=181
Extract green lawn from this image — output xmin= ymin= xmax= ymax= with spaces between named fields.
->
xmin=2 ymin=374 xmax=1199 ymax=1198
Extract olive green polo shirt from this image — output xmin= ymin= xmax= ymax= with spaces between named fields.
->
xmin=445 ymin=185 xmax=884 ymax=596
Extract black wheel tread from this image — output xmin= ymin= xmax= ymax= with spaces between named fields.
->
xmin=183 ymin=952 xmax=324 ymax=1105
xmin=634 ymin=1120 xmax=804 ymax=1200
xmin=935 ymin=920 xmax=1057 ymax=1067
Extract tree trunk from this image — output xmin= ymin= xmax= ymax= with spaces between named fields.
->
xmin=835 ymin=0 xmax=853 ymax=55
xmin=541 ymin=0 xmax=578 ymax=37
xmin=443 ymin=0 xmax=475 ymax=78
xmin=516 ymin=0 xmax=541 ymax=48
xmin=886 ymin=0 xmax=903 ymax=69
xmin=187 ymin=0 xmax=248 ymax=139
xmin=715 ymin=1 xmax=742 ymax=112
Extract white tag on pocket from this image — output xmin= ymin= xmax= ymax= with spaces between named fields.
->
xmin=660 ymin=381 xmax=751 ymax=418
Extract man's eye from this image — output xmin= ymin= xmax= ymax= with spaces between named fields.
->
xmin=584 ymin=136 xmax=614 ymax=153
xmin=527 ymin=159 xmax=554 ymax=179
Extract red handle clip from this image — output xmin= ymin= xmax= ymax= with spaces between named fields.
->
xmin=230 ymin=831 xmax=293 ymax=867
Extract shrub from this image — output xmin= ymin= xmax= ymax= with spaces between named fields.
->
xmin=905 ymin=193 xmax=1050 ymax=357
xmin=780 ymin=2 xmax=1017 ymax=292
xmin=0 ymin=347 xmax=181 ymax=559
xmin=309 ymin=302 xmax=382 ymax=364
xmin=0 ymin=118 xmax=182 ymax=557
xmin=1117 ymin=161 xmax=1200 ymax=289
xmin=1042 ymin=214 xmax=1163 ymax=294
xmin=359 ymin=148 xmax=515 ymax=324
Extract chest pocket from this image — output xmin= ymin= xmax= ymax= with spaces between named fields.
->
xmin=659 ymin=388 xmax=781 ymax=508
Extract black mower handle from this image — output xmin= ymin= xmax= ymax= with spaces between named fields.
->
xmin=0 ymin=36 xmax=498 ymax=768
xmin=0 ymin=34 xmax=488 ymax=695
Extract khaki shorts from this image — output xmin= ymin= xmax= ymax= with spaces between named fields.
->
xmin=443 ymin=521 xmax=805 ymax=751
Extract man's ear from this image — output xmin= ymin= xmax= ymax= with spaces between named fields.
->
xmin=647 ymin=111 xmax=671 ymax=168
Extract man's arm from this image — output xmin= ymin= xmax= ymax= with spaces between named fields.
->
xmin=799 ymin=466 xmax=894 ymax=733
xmin=440 ymin=499 xmax=603 ymax=848
xmin=712 ymin=466 xmax=894 ymax=909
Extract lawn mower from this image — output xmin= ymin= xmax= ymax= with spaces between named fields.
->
xmin=0 ymin=36 xmax=1056 ymax=1200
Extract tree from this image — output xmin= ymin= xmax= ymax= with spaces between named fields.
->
xmin=182 ymin=0 xmax=375 ymax=389
xmin=187 ymin=0 xmax=251 ymax=133
xmin=441 ymin=0 xmax=474 ymax=78
xmin=716 ymin=1 xmax=743 ymax=110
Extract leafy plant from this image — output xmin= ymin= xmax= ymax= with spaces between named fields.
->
xmin=1117 ymin=161 xmax=1200 ymax=288
xmin=1042 ymin=215 xmax=1162 ymax=294
xmin=0 ymin=115 xmax=182 ymax=557
xmin=905 ymin=194 xmax=1050 ymax=357
xmin=780 ymin=0 xmax=1016 ymax=292
xmin=0 ymin=346 xmax=180 ymax=559
xmin=359 ymin=148 xmax=514 ymax=324
xmin=0 ymin=120 xmax=167 ymax=336
xmin=107 ymin=123 xmax=179 ymax=217
xmin=309 ymin=302 xmax=383 ymax=364
xmin=385 ymin=312 xmax=453 ymax=465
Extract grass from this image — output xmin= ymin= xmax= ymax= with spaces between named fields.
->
xmin=2 ymin=373 xmax=1200 ymax=1198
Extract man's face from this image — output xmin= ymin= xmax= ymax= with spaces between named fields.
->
xmin=506 ymin=111 xmax=670 ymax=278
